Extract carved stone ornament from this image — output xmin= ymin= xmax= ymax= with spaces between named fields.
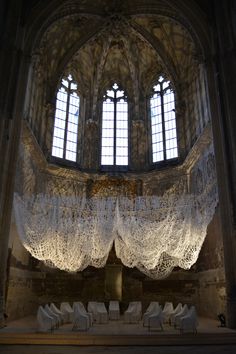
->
xmin=86 ymin=118 xmax=98 ymax=126
xmin=103 ymin=14 xmax=130 ymax=36
xmin=132 ymin=119 xmax=145 ymax=128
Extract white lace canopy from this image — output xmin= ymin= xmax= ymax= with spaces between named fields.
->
xmin=13 ymin=148 xmax=218 ymax=279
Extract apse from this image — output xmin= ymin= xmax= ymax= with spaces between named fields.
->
xmin=6 ymin=0 xmax=226 ymax=323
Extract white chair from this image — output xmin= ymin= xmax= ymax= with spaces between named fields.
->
xmin=60 ymin=302 xmax=74 ymax=323
xmin=162 ymin=302 xmax=174 ymax=323
xmin=73 ymin=302 xmax=93 ymax=326
xmin=148 ymin=307 xmax=164 ymax=331
xmin=44 ymin=304 xmax=60 ymax=328
xmin=72 ymin=305 xmax=90 ymax=331
xmin=145 ymin=302 xmax=159 ymax=313
xmin=109 ymin=301 xmax=120 ymax=320
xmin=88 ymin=301 xmax=99 ymax=322
xmin=37 ymin=306 xmax=53 ymax=332
xmin=169 ymin=303 xmax=182 ymax=326
xmin=50 ymin=303 xmax=65 ymax=325
xmin=180 ymin=306 xmax=198 ymax=333
xmin=124 ymin=301 xmax=142 ymax=323
xmin=174 ymin=304 xmax=189 ymax=328
xmin=96 ymin=302 xmax=108 ymax=324
xmin=143 ymin=302 xmax=160 ymax=327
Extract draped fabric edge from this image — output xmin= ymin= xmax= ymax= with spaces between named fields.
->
xmin=13 ymin=174 xmax=218 ymax=279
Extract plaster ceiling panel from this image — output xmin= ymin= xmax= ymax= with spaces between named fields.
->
xmin=100 ymin=40 xmax=131 ymax=90
xmin=63 ymin=25 xmax=165 ymax=97
xmin=133 ymin=37 xmax=163 ymax=89
xmin=66 ymin=38 xmax=105 ymax=94
xmin=37 ymin=15 xmax=98 ymax=79
xmin=159 ymin=20 xmax=196 ymax=72
xmin=133 ymin=15 xmax=197 ymax=79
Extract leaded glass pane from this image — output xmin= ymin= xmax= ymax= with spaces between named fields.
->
xmin=101 ymin=84 xmax=128 ymax=167
xmin=52 ymin=75 xmax=80 ymax=162
xmin=150 ymin=76 xmax=178 ymax=163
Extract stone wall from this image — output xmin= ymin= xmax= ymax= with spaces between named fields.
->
xmin=6 ymin=219 xmax=42 ymax=320
xmin=5 ymin=123 xmax=226 ymax=321
xmin=196 ymin=208 xmax=226 ymax=318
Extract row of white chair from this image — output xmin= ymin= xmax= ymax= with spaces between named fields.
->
xmin=37 ymin=301 xmax=122 ymax=331
xmin=143 ymin=302 xmax=198 ymax=333
xmin=37 ymin=302 xmax=93 ymax=332
xmin=87 ymin=300 xmax=122 ymax=322
xmin=38 ymin=300 xmax=141 ymax=330
xmin=37 ymin=303 xmax=66 ymax=332
xmin=37 ymin=300 xmax=198 ymax=333
xmin=88 ymin=300 xmax=143 ymax=324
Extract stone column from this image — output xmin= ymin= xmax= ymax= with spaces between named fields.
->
xmin=0 ymin=0 xmax=30 ymax=327
xmin=206 ymin=0 xmax=236 ymax=328
xmin=105 ymin=265 xmax=123 ymax=301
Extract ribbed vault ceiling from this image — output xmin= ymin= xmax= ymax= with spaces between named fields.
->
xmin=32 ymin=0 xmax=201 ymax=97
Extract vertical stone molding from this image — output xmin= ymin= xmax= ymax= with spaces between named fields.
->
xmin=205 ymin=0 xmax=236 ymax=328
xmin=0 ymin=0 xmax=30 ymax=328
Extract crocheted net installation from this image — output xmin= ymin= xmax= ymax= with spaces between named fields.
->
xmin=13 ymin=149 xmax=218 ymax=279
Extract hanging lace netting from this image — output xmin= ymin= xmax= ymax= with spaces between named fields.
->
xmin=114 ymin=182 xmax=217 ymax=279
xmin=14 ymin=195 xmax=117 ymax=272
xmin=13 ymin=146 xmax=218 ymax=278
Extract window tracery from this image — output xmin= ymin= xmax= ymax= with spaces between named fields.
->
xmin=101 ymin=83 xmax=128 ymax=168
xmin=50 ymin=75 xmax=180 ymax=171
xmin=150 ymin=76 xmax=178 ymax=163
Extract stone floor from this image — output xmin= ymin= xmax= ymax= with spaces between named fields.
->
xmin=0 ymin=316 xmax=236 ymax=353
xmin=1 ymin=344 xmax=236 ymax=354
xmin=0 ymin=315 xmax=235 ymax=335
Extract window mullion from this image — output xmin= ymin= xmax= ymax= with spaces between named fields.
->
xmin=63 ymin=85 xmax=70 ymax=159
xmin=101 ymin=83 xmax=128 ymax=168
xmin=161 ymin=88 xmax=166 ymax=161
xmin=114 ymin=93 xmax=117 ymax=166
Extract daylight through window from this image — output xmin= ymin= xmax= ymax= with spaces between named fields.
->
xmin=150 ymin=76 xmax=178 ymax=163
xmin=101 ymin=83 xmax=128 ymax=166
xmin=52 ymin=74 xmax=80 ymax=162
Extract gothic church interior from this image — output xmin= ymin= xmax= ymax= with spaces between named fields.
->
xmin=0 ymin=0 xmax=236 ymax=338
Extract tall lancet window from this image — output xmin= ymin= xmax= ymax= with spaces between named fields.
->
xmin=101 ymin=83 xmax=128 ymax=167
xmin=150 ymin=76 xmax=178 ymax=163
xmin=52 ymin=74 xmax=79 ymax=162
